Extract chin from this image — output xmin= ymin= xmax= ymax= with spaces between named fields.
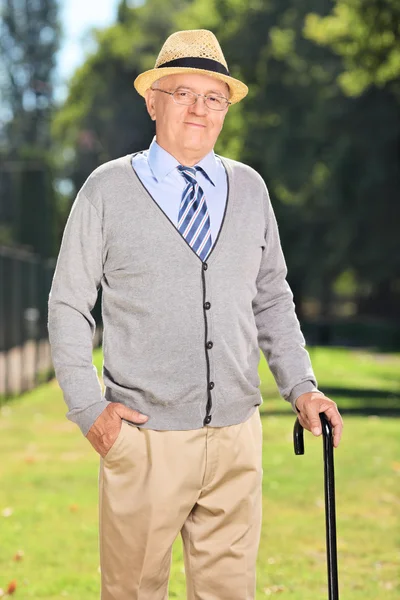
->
xmin=182 ymin=139 xmax=204 ymax=150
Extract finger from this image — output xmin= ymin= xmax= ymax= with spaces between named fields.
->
xmin=298 ymin=413 xmax=317 ymax=438
xmin=305 ymin=407 xmax=323 ymax=436
xmin=115 ymin=403 xmax=148 ymax=423
xmin=323 ymin=406 xmax=343 ymax=447
xmin=297 ymin=412 xmax=308 ymax=431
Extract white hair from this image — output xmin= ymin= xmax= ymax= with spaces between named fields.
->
xmin=151 ymin=77 xmax=167 ymax=90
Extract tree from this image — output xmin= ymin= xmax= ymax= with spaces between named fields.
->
xmin=303 ymin=0 xmax=400 ymax=316
xmin=0 ymin=0 xmax=60 ymax=154
xmin=52 ymin=0 xmax=196 ymax=194
xmin=304 ymin=0 xmax=400 ymax=97
xmin=0 ymin=0 xmax=60 ymax=257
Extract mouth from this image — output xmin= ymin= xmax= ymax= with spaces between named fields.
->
xmin=185 ymin=122 xmax=206 ymax=128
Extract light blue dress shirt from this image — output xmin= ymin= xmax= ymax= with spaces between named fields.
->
xmin=131 ymin=135 xmax=228 ymax=247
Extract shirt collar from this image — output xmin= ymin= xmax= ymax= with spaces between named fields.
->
xmin=148 ymin=135 xmax=217 ymax=186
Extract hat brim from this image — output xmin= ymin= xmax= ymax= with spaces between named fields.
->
xmin=133 ymin=67 xmax=248 ymax=105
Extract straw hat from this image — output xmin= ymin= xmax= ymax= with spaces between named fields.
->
xmin=133 ymin=29 xmax=248 ymax=105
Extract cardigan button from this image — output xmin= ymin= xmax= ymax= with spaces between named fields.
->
xmin=204 ymin=415 xmax=212 ymax=425
xmin=208 ymin=381 xmax=214 ymax=390
xmin=204 ymin=301 xmax=211 ymax=310
xmin=203 ymin=262 xmax=208 ymax=270
xmin=206 ymin=341 xmax=213 ymax=349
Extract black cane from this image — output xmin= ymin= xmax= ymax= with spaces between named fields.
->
xmin=293 ymin=413 xmax=339 ymax=600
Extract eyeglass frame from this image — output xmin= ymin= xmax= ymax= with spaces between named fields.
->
xmin=150 ymin=87 xmax=232 ymax=111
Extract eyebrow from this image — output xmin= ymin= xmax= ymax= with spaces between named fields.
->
xmin=175 ymin=85 xmax=227 ymax=96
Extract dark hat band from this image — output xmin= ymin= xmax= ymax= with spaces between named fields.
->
xmin=157 ymin=56 xmax=230 ymax=77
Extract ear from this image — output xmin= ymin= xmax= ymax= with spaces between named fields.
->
xmin=144 ymin=88 xmax=156 ymax=121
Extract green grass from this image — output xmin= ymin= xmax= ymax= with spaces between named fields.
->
xmin=0 ymin=347 xmax=399 ymax=598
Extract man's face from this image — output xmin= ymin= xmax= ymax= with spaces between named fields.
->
xmin=145 ymin=72 xmax=230 ymax=159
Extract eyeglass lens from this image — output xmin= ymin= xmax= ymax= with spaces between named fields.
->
xmin=173 ymin=90 xmax=227 ymax=110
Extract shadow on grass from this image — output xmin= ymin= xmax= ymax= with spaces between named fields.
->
xmin=260 ymin=407 xmax=400 ymax=417
xmin=260 ymin=385 xmax=400 ymax=417
xmin=322 ymin=386 xmax=399 ymax=399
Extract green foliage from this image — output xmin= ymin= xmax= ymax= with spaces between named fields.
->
xmin=52 ymin=0 xmax=196 ymax=192
xmin=304 ymin=1 xmax=400 ymax=96
xmin=0 ymin=0 xmax=60 ymax=153
xmin=333 ymin=268 xmax=358 ymax=296
xmin=0 ymin=1 xmax=60 ymax=256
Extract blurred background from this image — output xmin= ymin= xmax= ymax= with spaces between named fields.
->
xmin=0 ymin=1 xmax=399 ymax=597
xmin=1 ymin=0 xmax=399 ymax=397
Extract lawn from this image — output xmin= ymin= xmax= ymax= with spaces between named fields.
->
xmin=0 ymin=346 xmax=399 ymax=598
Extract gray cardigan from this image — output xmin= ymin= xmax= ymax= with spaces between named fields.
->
xmin=47 ymin=152 xmax=319 ymax=436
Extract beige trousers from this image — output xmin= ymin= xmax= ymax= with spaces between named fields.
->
xmin=98 ymin=408 xmax=263 ymax=600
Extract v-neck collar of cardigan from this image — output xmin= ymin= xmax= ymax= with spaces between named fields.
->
xmin=125 ymin=151 xmax=233 ymax=266
xmin=147 ymin=135 xmax=217 ymax=187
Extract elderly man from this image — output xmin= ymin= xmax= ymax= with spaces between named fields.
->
xmin=48 ymin=29 xmax=343 ymax=600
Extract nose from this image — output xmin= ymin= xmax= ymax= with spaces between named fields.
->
xmin=188 ymin=95 xmax=208 ymax=116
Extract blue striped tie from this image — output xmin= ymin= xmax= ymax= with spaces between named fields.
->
xmin=177 ymin=165 xmax=212 ymax=262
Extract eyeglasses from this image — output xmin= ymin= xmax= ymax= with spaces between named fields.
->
xmin=150 ymin=87 xmax=231 ymax=111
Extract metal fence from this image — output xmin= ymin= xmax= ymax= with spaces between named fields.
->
xmin=0 ymin=244 xmax=103 ymax=399
xmin=0 ymin=245 xmax=56 ymax=397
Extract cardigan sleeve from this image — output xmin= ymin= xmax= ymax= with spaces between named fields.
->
xmin=47 ymin=189 xmax=110 ymax=436
xmin=252 ymin=181 xmax=322 ymax=412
